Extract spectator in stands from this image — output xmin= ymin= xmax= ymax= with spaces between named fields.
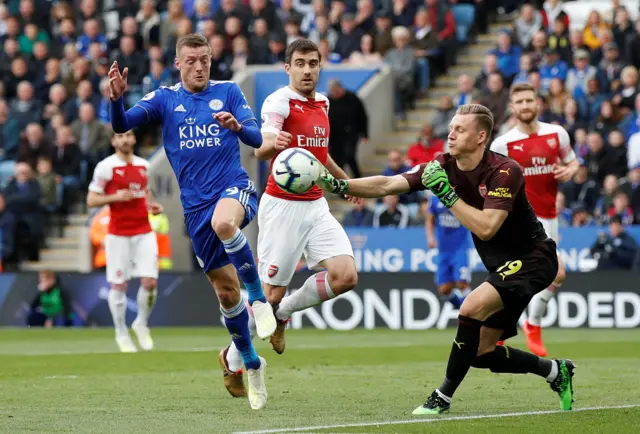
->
xmin=621 ymin=94 xmax=640 ymax=140
xmin=572 ymin=203 xmax=595 ymax=227
xmin=278 ymin=0 xmax=304 ymax=28
xmin=588 ymin=29 xmax=615 ymax=68
xmin=4 ymin=162 xmax=42 ymax=260
xmin=569 ymin=29 xmax=589 ymax=64
xmin=605 ymin=191 xmax=635 ymax=225
xmin=36 ymin=157 xmax=59 ymax=216
xmin=342 ymin=199 xmax=375 ymax=227
xmin=612 ymin=66 xmax=639 ymax=113
xmin=556 ymin=191 xmax=572 ymax=227
xmin=540 ymin=0 xmax=570 ymax=33
xmin=565 ymin=49 xmax=597 ymax=99
xmin=51 ymin=125 xmax=82 ymax=213
xmin=513 ymin=3 xmax=542 ymax=49
xmin=9 ymin=81 xmax=43 ymax=128
xmin=539 ymin=49 xmax=568 ymax=92
xmin=431 ymin=95 xmax=456 ymax=140
xmin=489 ymin=29 xmax=521 ymax=83
xmin=454 ymin=74 xmax=477 ymax=107
xmin=383 ymin=149 xmax=415 ymax=204
xmin=27 ymin=270 xmax=74 ymax=327
xmin=160 ymin=0 xmax=186 ymax=49
xmin=573 ymin=128 xmax=589 ymax=160
xmin=604 ymin=130 xmax=629 ymax=179
xmin=626 ymin=165 xmax=640 ymax=222
xmin=390 ymin=0 xmax=415 ymax=28
xmin=597 ymin=43 xmax=624 ymax=93
xmin=71 ymin=102 xmax=110 ymax=169
xmin=423 ymin=0 xmax=456 ymax=69
xmin=528 ymin=29 xmax=548 ymax=68
xmin=627 ymin=18 xmax=640 ymax=70
xmin=583 ymin=10 xmax=610 ymax=51
xmin=231 ymin=36 xmax=251 ymax=71
xmin=328 ymin=79 xmax=367 ymax=178
xmin=208 ymin=35 xmax=233 ymax=80
xmin=373 ymin=195 xmax=410 ymax=228
xmin=0 ymin=99 xmax=21 ymax=176
xmin=474 ymin=53 xmax=500 ymax=92
xmin=348 ymin=33 xmax=384 ymax=66
xmin=385 ymin=26 xmax=416 ymax=121
xmin=372 ymin=12 xmax=393 ymax=56
xmin=594 ymin=174 xmax=621 ymax=221
xmin=590 ymin=214 xmax=638 ymax=269
xmin=479 ymin=72 xmax=509 ymax=131
xmin=584 ymin=131 xmax=611 ymax=185
xmin=0 ymin=193 xmax=16 ymax=268
xmin=17 ymin=123 xmax=53 ymax=171
xmin=594 ymin=100 xmax=622 ymax=138
xmin=284 ymin=18 xmax=304 ymax=46
xmin=562 ymin=163 xmax=599 ymax=212
xmin=546 ymin=77 xmax=569 ymax=116
xmin=137 ymin=0 xmax=161 ymax=47
xmin=112 ymin=36 xmax=146 ymax=87
xmin=537 ymin=94 xmax=562 ymax=124
xmin=335 ymin=13 xmax=365 ymax=60
xmin=548 ymin=16 xmax=572 ymax=65
xmin=267 ymin=32 xmax=287 ymax=64
xmin=406 ymin=124 xmax=444 ymax=166
xmin=308 ymin=15 xmax=339 ymax=52
xmin=77 ymin=19 xmax=107 ymax=58
xmin=560 ymin=98 xmax=586 ymax=143
xmin=576 ymin=78 xmax=605 ymax=123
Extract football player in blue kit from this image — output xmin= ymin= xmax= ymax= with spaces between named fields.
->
xmin=108 ymin=33 xmax=276 ymax=409
xmin=426 ymin=195 xmax=472 ymax=308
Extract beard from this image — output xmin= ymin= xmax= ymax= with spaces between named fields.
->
xmin=516 ymin=110 xmax=537 ymax=124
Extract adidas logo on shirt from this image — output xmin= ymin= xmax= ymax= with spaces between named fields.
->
xmin=174 ymin=104 xmax=186 ymax=112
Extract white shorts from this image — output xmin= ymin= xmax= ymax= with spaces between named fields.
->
xmin=257 ymin=194 xmax=354 ymax=286
xmin=538 ymin=216 xmax=559 ymax=244
xmin=105 ymin=232 xmax=159 ymax=284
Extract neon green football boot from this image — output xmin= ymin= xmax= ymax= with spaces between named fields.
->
xmin=549 ymin=359 xmax=576 ymax=411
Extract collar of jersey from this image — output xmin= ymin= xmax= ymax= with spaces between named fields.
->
xmin=181 ymin=81 xmax=211 ymax=96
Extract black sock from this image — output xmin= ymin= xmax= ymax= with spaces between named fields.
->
xmin=472 ymin=346 xmax=553 ymax=378
xmin=438 ymin=315 xmax=483 ymax=398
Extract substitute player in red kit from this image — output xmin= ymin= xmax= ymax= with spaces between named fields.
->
xmin=219 ymin=40 xmax=358 ymax=393
xmin=87 ymin=130 xmax=163 ymax=353
xmin=490 ymin=83 xmax=579 ymax=356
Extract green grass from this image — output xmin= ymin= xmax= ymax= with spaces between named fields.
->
xmin=0 ymin=328 xmax=638 ymax=433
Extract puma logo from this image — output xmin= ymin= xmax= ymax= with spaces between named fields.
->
xmin=513 ymin=144 xmax=524 ymax=152
xmin=500 ymin=168 xmax=511 ymax=176
xmin=453 ymin=339 xmax=465 ymax=350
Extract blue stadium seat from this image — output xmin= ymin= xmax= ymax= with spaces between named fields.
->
xmin=452 ymin=4 xmax=475 ymax=44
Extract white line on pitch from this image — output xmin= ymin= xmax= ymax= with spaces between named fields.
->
xmin=234 ymin=404 xmax=640 ymax=434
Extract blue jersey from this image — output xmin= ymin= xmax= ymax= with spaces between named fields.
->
xmin=133 ymin=80 xmax=256 ymax=212
xmin=429 ymin=196 xmax=471 ymax=253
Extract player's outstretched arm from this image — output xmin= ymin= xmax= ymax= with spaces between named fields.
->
xmin=316 ymin=169 xmax=411 ymax=198
xmin=108 ymin=61 xmax=155 ymax=133
xmin=86 ymin=190 xmax=134 ymax=208
xmin=255 ymin=131 xmax=289 ymax=160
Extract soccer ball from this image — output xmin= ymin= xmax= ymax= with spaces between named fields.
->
xmin=272 ymin=148 xmax=321 ymax=194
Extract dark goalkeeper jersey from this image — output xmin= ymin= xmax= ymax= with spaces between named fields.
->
xmin=402 ymin=151 xmax=547 ymax=271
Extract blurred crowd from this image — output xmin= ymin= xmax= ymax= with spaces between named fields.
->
xmin=343 ymin=0 xmax=640 ymax=234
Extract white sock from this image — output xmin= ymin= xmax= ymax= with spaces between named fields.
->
xmin=528 ymin=288 xmax=554 ymax=326
xmin=135 ymin=286 xmax=157 ymax=327
xmin=108 ymin=289 xmax=127 ymax=335
xmin=276 ymin=271 xmax=335 ymax=320
xmin=226 ymin=301 xmax=256 ymax=372
xmin=546 ymin=360 xmax=559 ymax=382
xmin=436 ymin=389 xmax=452 ymax=403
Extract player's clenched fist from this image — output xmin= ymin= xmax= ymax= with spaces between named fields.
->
xmin=114 ymin=189 xmax=134 ymax=202
xmin=274 ymin=131 xmax=292 ymax=151
xmin=108 ymin=61 xmax=128 ymax=101
xmin=421 ymin=161 xmax=459 ymax=208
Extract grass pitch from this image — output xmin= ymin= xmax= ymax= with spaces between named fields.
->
xmin=0 ymin=328 xmax=638 ymax=433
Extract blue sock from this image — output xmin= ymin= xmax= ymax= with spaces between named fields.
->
xmin=222 ymin=229 xmax=266 ymax=304
xmin=448 ymin=289 xmax=470 ymax=309
xmin=221 ymin=301 xmax=261 ymax=370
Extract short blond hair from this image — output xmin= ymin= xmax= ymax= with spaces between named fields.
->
xmin=455 ymin=104 xmax=495 ymax=146
xmin=176 ymin=33 xmax=211 ymax=56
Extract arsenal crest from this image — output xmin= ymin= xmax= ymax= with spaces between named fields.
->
xmin=479 ymin=183 xmax=488 ymax=198
xmin=547 ymin=138 xmax=557 ymax=148
xmin=268 ymin=264 xmax=279 ymax=277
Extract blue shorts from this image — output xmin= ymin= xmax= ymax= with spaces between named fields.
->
xmin=435 ymin=247 xmax=470 ymax=286
xmin=185 ymin=179 xmax=257 ymax=272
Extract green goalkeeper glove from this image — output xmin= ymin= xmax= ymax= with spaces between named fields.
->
xmin=316 ymin=168 xmax=349 ymax=195
xmin=421 ymin=160 xmax=459 ymax=208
